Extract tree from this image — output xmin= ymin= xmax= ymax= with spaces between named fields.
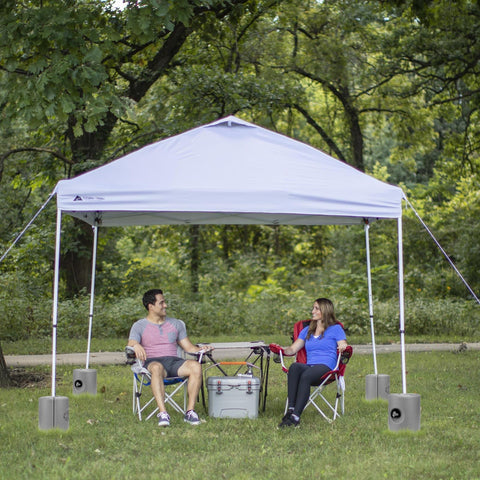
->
xmin=0 ymin=0 xmax=262 ymax=386
xmin=374 ymin=0 xmax=480 ymax=178
xmin=0 ymin=0 xmax=252 ymax=295
xmin=245 ymin=0 xmax=394 ymax=171
xmin=2 ymin=0 xmax=480 ymax=385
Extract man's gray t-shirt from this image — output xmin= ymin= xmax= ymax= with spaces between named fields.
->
xmin=129 ymin=317 xmax=187 ymax=358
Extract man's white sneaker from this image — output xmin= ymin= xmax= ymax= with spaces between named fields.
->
xmin=157 ymin=411 xmax=170 ymax=427
xmin=184 ymin=410 xmax=201 ymax=425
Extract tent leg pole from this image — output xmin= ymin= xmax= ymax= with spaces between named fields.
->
xmin=73 ymin=225 xmax=99 ymax=396
xmin=364 ymin=222 xmax=390 ymax=400
xmin=51 ymin=209 xmax=62 ymax=397
xmin=364 ymin=223 xmax=378 ymax=375
xmin=397 ymin=216 xmax=407 ymax=394
xmin=389 ymin=218 xmax=421 ymax=431
xmin=86 ymin=226 xmax=98 ymax=369
xmin=39 ymin=208 xmax=69 ymax=430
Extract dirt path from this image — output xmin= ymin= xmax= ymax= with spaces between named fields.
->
xmin=5 ymin=342 xmax=479 ymax=367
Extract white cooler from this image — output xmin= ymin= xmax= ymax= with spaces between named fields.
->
xmin=207 ymin=376 xmax=260 ymax=418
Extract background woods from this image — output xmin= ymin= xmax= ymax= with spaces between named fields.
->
xmin=1 ymin=0 xmax=479 ymax=377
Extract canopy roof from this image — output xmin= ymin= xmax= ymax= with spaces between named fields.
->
xmin=54 ymin=116 xmax=405 ymax=227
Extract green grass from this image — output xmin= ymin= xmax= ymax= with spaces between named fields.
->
xmin=1 ymin=350 xmax=479 ymax=479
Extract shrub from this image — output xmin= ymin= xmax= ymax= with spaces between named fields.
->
xmin=1 ymin=285 xmax=478 ymax=342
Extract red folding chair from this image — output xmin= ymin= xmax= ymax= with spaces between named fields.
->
xmin=274 ymin=319 xmax=353 ymax=423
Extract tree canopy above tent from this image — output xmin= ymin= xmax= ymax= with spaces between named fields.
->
xmin=54 ymin=116 xmax=405 ymax=227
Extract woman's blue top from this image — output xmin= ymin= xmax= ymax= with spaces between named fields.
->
xmin=298 ymin=323 xmax=346 ymax=370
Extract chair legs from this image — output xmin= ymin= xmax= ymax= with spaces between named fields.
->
xmin=306 ymin=382 xmax=343 ymax=423
xmin=284 ymin=376 xmax=345 ymax=423
xmin=133 ymin=373 xmax=188 ymax=421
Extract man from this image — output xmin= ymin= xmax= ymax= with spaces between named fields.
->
xmin=128 ymin=288 xmax=213 ymax=426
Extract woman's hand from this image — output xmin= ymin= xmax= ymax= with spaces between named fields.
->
xmin=269 ymin=343 xmax=285 ymax=355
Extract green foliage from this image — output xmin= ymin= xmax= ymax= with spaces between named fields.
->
xmin=0 ymin=272 xmax=52 ymax=341
xmin=0 ymin=1 xmax=118 ymax=133
xmin=2 ymin=0 xmax=480 ymax=340
xmin=1 ymin=283 xmax=478 ymax=342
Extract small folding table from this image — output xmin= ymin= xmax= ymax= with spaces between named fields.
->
xmin=197 ymin=341 xmax=271 ymax=412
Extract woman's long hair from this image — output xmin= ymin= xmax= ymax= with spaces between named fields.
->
xmin=306 ymin=298 xmax=338 ymax=340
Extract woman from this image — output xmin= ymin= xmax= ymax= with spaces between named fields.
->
xmin=271 ymin=298 xmax=347 ymax=428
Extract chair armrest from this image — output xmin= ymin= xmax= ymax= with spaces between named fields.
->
xmin=186 ymin=349 xmax=211 ymax=364
xmin=125 ymin=346 xmax=137 ymax=365
xmin=340 ymin=346 xmax=353 ymax=365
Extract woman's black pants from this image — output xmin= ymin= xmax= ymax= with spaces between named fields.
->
xmin=287 ymin=362 xmax=331 ymax=416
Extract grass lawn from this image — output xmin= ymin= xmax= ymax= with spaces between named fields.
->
xmin=1 ymin=349 xmax=479 ymax=479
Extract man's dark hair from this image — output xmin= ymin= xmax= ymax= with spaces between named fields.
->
xmin=142 ymin=289 xmax=163 ymax=310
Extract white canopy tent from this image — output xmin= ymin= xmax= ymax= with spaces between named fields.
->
xmin=56 ymin=116 xmax=404 ymax=226
xmin=52 ymin=116 xmax=408 ymax=396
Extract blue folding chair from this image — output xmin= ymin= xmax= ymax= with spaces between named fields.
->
xmin=125 ymin=346 xmax=203 ymax=421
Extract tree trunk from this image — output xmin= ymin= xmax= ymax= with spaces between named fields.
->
xmin=221 ymin=225 xmax=234 ymax=269
xmin=0 ymin=342 xmax=12 ymax=388
xmin=346 ymin=103 xmax=365 ymax=172
xmin=336 ymin=85 xmax=365 ymax=172
xmin=189 ymin=225 xmax=200 ymax=294
xmin=61 ymin=218 xmax=94 ymax=296
xmin=53 ymin=1 xmax=248 ymax=296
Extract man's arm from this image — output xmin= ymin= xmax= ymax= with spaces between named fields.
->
xmin=178 ymin=336 xmax=214 ymax=354
xmin=127 ymin=339 xmax=147 ymax=362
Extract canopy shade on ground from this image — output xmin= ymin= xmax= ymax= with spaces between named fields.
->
xmin=54 ymin=116 xmax=405 ymax=226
